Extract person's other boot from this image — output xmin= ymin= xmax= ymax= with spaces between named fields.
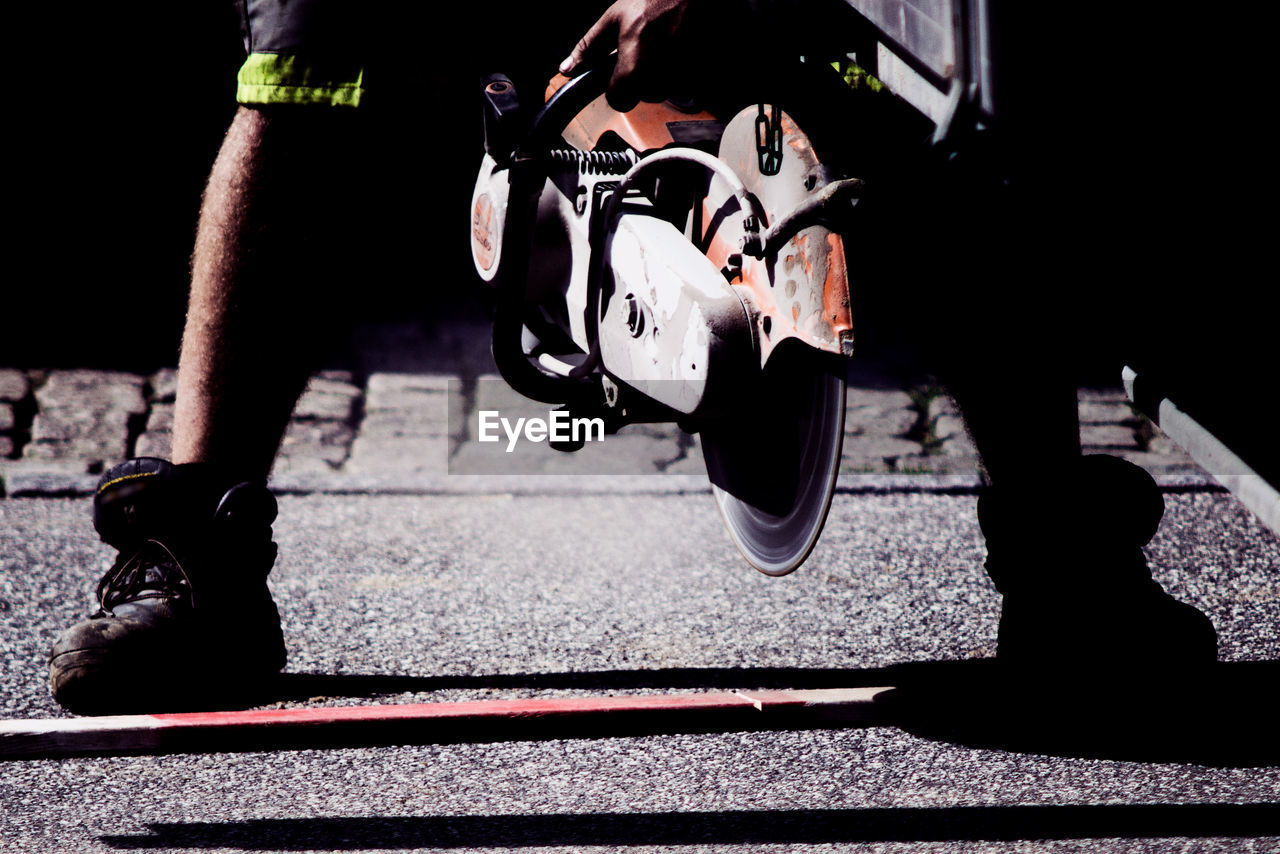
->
xmin=49 ymin=457 xmax=286 ymax=715
xmin=978 ymin=454 xmax=1217 ymax=672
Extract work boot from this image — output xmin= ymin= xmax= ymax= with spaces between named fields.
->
xmin=978 ymin=455 xmax=1217 ymax=673
xmin=49 ymin=458 xmax=286 ymax=715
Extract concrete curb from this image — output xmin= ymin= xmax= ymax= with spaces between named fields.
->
xmin=1125 ymin=366 xmax=1279 ymax=536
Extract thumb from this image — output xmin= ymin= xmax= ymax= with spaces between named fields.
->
xmin=560 ymin=11 xmax=620 ymax=74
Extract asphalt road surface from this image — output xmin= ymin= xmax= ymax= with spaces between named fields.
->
xmin=2 ymin=486 xmax=1278 ymax=852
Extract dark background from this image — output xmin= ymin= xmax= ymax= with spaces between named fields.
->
xmin=8 ymin=3 xmax=246 ymax=368
xmin=4 ymin=3 xmax=1271 ymax=398
xmin=4 ymin=2 xmax=599 ymax=371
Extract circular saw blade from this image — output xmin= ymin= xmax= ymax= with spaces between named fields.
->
xmin=698 ymin=101 xmax=850 ymax=576
xmin=702 ymin=357 xmax=845 ymax=576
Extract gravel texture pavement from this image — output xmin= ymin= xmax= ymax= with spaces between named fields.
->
xmin=1 ymin=488 xmax=1277 ymax=853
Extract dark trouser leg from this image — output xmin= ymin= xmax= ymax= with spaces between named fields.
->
xmin=877 ymin=159 xmax=1216 ymax=671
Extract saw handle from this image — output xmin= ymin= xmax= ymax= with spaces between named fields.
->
xmin=481 ymin=74 xmax=524 ymax=162
xmin=519 ymin=55 xmax=617 ymax=156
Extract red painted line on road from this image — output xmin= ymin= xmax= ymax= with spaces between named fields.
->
xmin=154 ymin=692 xmax=758 ymax=728
xmin=0 ymin=687 xmax=893 ymax=760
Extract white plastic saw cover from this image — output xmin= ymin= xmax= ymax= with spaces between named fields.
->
xmin=600 ymin=214 xmax=748 ymax=415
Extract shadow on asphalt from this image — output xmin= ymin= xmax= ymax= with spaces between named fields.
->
xmin=98 ymin=803 xmax=1280 ymax=849
xmin=881 ymin=659 xmax=1280 ymax=769
xmin=271 ymin=659 xmax=1280 ymax=769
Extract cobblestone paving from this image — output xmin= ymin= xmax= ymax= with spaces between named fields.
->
xmin=0 ymin=359 xmax=1199 ymax=496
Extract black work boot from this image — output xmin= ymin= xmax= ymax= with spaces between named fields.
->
xmin=49 ymin=458 xmax=286 ymax=715
xmin=978 ymin=455 xmax=1217 ymax=674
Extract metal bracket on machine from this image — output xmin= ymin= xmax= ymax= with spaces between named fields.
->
xmin=739 ymin=177 xmax=864 ymax=260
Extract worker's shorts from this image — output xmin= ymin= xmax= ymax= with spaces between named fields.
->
xmin=235 ymin=0 xmax=370 ymax=107
xmin=234 ymin=0 xmax=606 ymax=109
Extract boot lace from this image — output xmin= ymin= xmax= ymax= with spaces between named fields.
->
xmin=96 ymin=539 xmax=195 ymax=613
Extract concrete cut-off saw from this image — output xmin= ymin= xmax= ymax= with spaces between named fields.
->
xmin=469 ymin=59 xmax=867 ymax=576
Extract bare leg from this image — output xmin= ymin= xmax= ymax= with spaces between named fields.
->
xmin=173 ymin=106 xmax=361 ymax=481
xmin=50 ymin=108 xmax=323 ymax=712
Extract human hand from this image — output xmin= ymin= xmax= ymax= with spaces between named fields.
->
xmin=559 ymin=0 xmax=703 ymax=111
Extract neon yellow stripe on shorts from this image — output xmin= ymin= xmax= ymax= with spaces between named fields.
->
xmin=236 ymin=53 xmax=366 ymax=108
